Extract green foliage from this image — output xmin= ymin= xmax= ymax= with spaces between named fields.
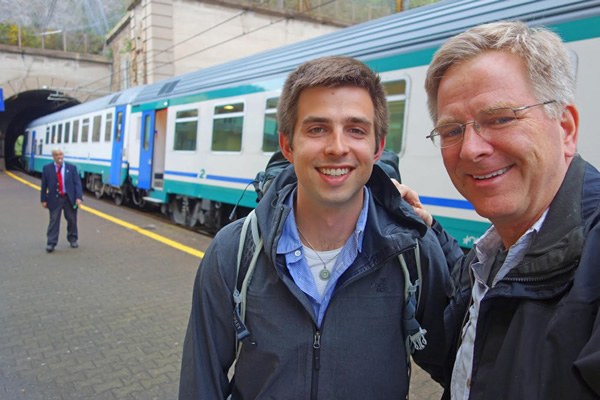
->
xmin=238 ymin=0 xmax=439 ymax=25
xmin=0 ymin=23 xmax=41 ymax=47
xmin=0 ymin=22 xmax=107 ymax=55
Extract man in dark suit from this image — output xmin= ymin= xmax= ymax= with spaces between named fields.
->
xmin=41 ymin=149 xmax=83 ymax=252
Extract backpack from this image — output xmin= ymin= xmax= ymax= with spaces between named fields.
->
xmin=232 ymin=150 xmax=426 ymax=365
xmin=232 ymin=218 xmax=427 ymax=364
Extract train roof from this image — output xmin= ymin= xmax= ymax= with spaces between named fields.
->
xmin=28 ymin=85 xmax=144 ymax=127
xmin=131 ymin=0 xmax=600 ymax=107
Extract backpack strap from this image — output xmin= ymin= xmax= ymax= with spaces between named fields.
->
xmin=232 ymin=214 xmax=425 ymax=364
xmin=232 ymin=210 xmax=263 ymax=358
xmin=398 ymin=241 xmax=427 ymax=355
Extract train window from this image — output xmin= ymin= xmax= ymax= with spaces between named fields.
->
xmin=72 ymin=120 xmax=79 ymax=143
xmin=51 ymin=125 xmax=57 ymax=144
xmin=262 ymin=97 xmax=279 ymax=152
xmin=92 ymin=115 xmax=102 ymax=142
xmin=57 ymin=124 xmax=63 ymax=143
xmin=64 ymin=122 xmax=70 ymax=143
xmin=115 ymin=112 xmax=123 ymax=142
xmin=174 ymin=109 xmax=198 ymax=151
xmin=45 ymin=127 xmax=50 ymax=144
xmin=212 ymin=102 xmax=244 ymax=152
xmin=383 ymin=80 xmax=407 ymax=153
xmin=81 ymin=118 xmax=90 ymax=142
xmin=105 ymin=113 xmax=113 ymax=142
xmin=143 ymin=114 xmax=151 ymax=151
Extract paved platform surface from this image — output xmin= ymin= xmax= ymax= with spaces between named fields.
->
xmin=0 ymin=169 xmax=443 ymax=399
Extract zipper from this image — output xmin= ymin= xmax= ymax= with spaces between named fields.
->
xmin=311 ymin=330 xmax=321 ymax=399
xmin=501 ymin=261 xmax=577 ymax=284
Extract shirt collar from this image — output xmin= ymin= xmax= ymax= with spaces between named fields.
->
xmin=277 ymin=187 xmax=369 ymax=255
xmin=473 ymin=209 xmax=549 ymax=282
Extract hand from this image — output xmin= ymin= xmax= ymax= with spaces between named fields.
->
xmin=76 ymin=199 xmax=82 ymax=206
xmin=41 ymin=202 xmax=47 ymax=209
xmin=391 ymin=179 xmax=433 ymax=227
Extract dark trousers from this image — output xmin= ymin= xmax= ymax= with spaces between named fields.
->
xmin=46 ymin=196 xmax=78 ymax=246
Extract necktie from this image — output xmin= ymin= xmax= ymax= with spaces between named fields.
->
xmin=57 ymin=166 xmax=64 ymax=195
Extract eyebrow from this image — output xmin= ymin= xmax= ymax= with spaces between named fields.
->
xmin=300 ymin=116 xmax=372 ymax=126
xmin=437 ymin=102 xmax=517 ymax=124
xmin=478 ymin=103 xmax=514 ymax=114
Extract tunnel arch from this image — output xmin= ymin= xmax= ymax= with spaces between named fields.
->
xmin=1 ymin=90 xmax=79 ymax=170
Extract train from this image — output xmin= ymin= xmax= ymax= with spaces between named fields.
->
xmin=23 ymin=0 xmax=600 ymax=246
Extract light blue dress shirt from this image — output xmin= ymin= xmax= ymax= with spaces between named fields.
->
xmin=276 ymin=187 xmax=369 ymax=327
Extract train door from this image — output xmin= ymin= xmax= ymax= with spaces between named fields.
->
xmin=152 ymin=108 xmax=167 ymax=189
xmin=138 ymin=110 xmax=155 ymax=190
xmin=109 ymin=105 xmax=127 ymax=186
xmin=28 ymin=130 xmax=36 ymax=172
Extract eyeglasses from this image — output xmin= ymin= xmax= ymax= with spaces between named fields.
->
xmin=426 ymin=100 xmax=557 ymax=148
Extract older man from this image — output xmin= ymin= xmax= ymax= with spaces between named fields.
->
xmin=41 ymin=149 xmax=83 ymax=252
xmin=423 ymin=21 xmax=600 ymax=399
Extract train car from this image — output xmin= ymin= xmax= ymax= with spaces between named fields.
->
xmin=25 ymin=86 xmax=144 ymax=205
xmin=25 ymin=0 xmax=600 ymax=245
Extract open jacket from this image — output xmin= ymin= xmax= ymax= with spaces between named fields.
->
xmin=40 ymin=162 xmax=83 ymax=210
xmin=442 ymin=155 xmax=600 ymax=399
xmin=179 ymin=165 xmax=458 ymax=400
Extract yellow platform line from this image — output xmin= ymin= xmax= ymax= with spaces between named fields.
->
xmin=5 ymin=170 xmax=204 ymax=259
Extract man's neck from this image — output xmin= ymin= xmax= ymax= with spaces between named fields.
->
xmin=294 ymin=198 xmax=363 ymax=251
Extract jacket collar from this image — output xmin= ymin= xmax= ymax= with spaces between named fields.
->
xmin=255 ymin=164 xmax=428 ymax=264
xmin=505 ymin=155 xmax=586 ymax=286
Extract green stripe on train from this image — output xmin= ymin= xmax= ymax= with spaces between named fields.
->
xmin=435 ymin=215 xmax=490 ymax=249
xmin=163 ymin=179 xmax=258 ymax=209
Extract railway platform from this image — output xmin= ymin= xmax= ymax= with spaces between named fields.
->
xmin=0 ymin=169 xmax=443 ymax=400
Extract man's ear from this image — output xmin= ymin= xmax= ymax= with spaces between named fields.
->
xmin=374 ymin=136 xmax=386 ymax=161
xmin=279 ymin=133 xmax=294 ymax=163
xmin=560 ymin=104 xmax=579 ymax=158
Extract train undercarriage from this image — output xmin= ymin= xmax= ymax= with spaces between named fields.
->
xmin=83 ymin=172 xmax=243 ymax=233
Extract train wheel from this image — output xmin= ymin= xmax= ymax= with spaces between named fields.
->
xmin=92 ymin=177 xmax=104 ymax=199
xmin=131 ymin=188 xmax=146 ymax=208
xmin=113 ymin=191 xmax=124 ymax=206
xmin=170 ymin=196 xmax=189 ymax=225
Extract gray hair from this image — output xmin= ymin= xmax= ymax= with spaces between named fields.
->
xmin=425 ymin=21 xmax=575 ymax=122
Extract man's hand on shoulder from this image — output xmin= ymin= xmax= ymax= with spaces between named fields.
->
xmin=391 ymin=179 xmax=433 ymax=227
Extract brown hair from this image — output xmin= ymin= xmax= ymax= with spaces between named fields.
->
xmin=278 ymin=56 xmax=388 ymax=150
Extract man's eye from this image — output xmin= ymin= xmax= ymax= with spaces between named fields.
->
xmin=308 ymin=127 xmax=326 ymax=134
xmin=348 ymin=128 xmax=367 ymax=136
xmin=439 ymin=125 xmax=463 ymax=137
xmin=483 ymin=112 xmax=517 ymax=127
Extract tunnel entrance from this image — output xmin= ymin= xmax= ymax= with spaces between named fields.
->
xmin=1 ymin=90 xmax=79 ymax=170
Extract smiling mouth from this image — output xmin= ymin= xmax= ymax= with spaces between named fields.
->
xmin=319 ymin=167 xmax=350 ymax=177
xmin=472 ymin=167 xmax=510 ymax=180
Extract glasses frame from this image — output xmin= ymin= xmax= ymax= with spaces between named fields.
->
xmin=426 ymin=100 xmax=557 ymax=148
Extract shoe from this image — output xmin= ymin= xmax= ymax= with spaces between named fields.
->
xmin=70 ymin=242 xmax=79 ymax=248
xmin=46 ymin=245 xmax=55 ymax=253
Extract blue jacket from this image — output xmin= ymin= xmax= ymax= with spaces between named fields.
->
xmin=179 ymin=165 xmax=460 ymax=400
xmin=41 ymin=161 xmax=83 ymax=210
xmin=442 ymin=155 xmax=600 ymax=399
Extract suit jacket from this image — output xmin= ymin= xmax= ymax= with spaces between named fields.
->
xmin=41 ymin=162 xmax=83 ymax=210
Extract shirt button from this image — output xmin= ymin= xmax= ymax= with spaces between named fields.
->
xmin=294 ymin=250 xmax=301 ymax=257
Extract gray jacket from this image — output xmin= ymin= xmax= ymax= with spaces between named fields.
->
xmin=179 ymin=165 xmax=456 ymax=400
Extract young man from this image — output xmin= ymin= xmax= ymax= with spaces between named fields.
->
xmin=179 ymin=56 xmax=459 ymax=399
xmin=423 ymin=22 xmax=600 ymax=399
xmin=41 ymin=148 xmax=83 ymax=252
